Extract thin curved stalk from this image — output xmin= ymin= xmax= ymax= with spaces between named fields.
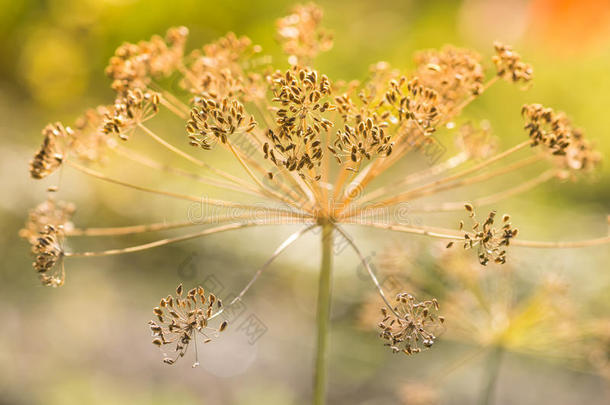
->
xmin=412 ymin=169 xmax=557 ymax=213
xmin=478 ymin=346 xmax=504 ymax=405
xmin=65 ymin=160 xmax=310 ymax=218
xmin=113 ymin=145 xmax=267 ymax=198
xmin=67 ymin=212 xmax=306 ymax=237
xmin=333 ymin=224 xmax=399 ymax=316
xmin=65 ymin=221 xmax=265 ymax=257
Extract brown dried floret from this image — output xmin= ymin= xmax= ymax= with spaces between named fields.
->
xmin=31 ymin=225 xmax=65 ymax=287
xmin=263 ymin=67 xmax=335 ymax=178
xmin=186 ymin=96 xmax=257 ymax=150
xmin=492 ymin=42 xmax=533 ymax=83
xmin=181 ymin=32 xmax=264 ymax=98
xmin=276 ymin=2 xmax=333 ymax=65
xmin=102 ymin=88 xmax=161 ymax=140
xmin=149 ymin=284 xmax=227 ymax=367
xmin=522 ymin=104 xmax=601 ymax=175
xmin=378 ymin=292 xmax=444 ymax=355
xmin=414 ymin=46 xmax=485 ymax=113
xmin=29 ymin=123 xmax=71 ymax=179
xmin=20 ymin=199 xmax=76 ymax=244
xmin=453 ymin=206 xmax=518 ymax=265
xmin=383 ymin=77 xmax=441 ymax=136
xmin=330 ymin=115 xmax=394 ymax=166
xmin=106 ymin=26 xmax=189 ymax=92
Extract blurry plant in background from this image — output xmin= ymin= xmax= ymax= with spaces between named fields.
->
xmin=3 ymin=1 xmax=610 ymax=404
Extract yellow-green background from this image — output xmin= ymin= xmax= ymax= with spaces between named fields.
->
xmin=1 ymin=0 xmax=609 ymax=404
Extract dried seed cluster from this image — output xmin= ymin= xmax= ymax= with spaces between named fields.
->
xmin=384 ymin=77 xmax=441 ymax=136
xmin=106 ymin=26 xmax=189 ymax=92
xmin=263 ymin=67 xmax=335 ymax=178
xmin=330 ymin=115 xmax=393 ymax=165
xmin=379 ymin=293 xmax=445 ymax=355
xmin=493 ymin=42 xmax=533 ymax=83
xmin=414 ymin=46 xmax=485 ymax=112
xmin=29 ymin=123 xmax=71 ymax=179
xmin=149 ymin=284 xmax=228 ymax=366
xmin=522 ymin=104 xmax=600 ymax=173
xmin=181 ymin=32 xmax=264 ymax=99
xmin=453 ymin=205 xmax=518 ymax=265
xmin=103 ymin=88 xmax=161 ymax=140
xmin=31 ymin=225 xmax=65 ymax=287
xmin=187 ymin=96 xmax=257 ymax=149
xmin=70 ymin=106 xmax=116 ymax=163
xmin=20 ymin=199 xmax=75 ymax=244
xmin=276 ymin=2 xmax=333 ymax=65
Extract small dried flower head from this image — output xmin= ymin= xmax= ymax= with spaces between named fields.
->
xmin=106 ymin=26 xmax=189 ymax=92
xmin=522 ymin=104 xmax=601 ymax=174
xmin=383 ymin=77 xmax=441 ymax=136
xmin=186 ymin=96 xmax=257 ymax=150
xmin=378 ymin=293 xmax=444 ymax=355
xmin=453 ymin=206 xmax=518 ymax=265
xmin=414 ymin=46 xmax=485 ymax=112
xmin=492 ymin=42 xmax=533 ymax=83
xmin=149 ymin=284 xmax=227 ymax=366
xmin=103 ymin=88 xmax=161 ymax=140
xmin=263 ymin=67 xmax=335 ymax=178
xmin=181 ymin=33 xmax=264 ymax=99
xmin=20 ymin=199 xmax=75 ymax=244
xmin=330 ymin=115 xmax=394 ymax=166
xmin=31 ymin=225 xmax=65 ymax=287
xmin=276 ymin=3 xmax=333 ymax=65
xmin=29 ymin=123 xmax=72 ymax=179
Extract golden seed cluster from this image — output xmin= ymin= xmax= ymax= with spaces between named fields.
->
xmin=149 ymin=284 xmax=228 ymax=366
xmin=379 ymin=293 xmax=445 ymax=355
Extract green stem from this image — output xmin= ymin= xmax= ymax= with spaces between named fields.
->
xmin=478 ymin=346 xmax=504 ymax=405
xmin=313 ymin=222 xmax=334 ymax=405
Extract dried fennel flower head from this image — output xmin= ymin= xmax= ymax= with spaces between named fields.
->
xmin=31 ymin=225 xmax=66 ymax=287
xmin=414 ymin=46 xmax=485 ymax=114
xmin=20 ymin=198 xmax=75 ymax=244
xmin=70 ymin=106 xmax=116 ymax=164
xmin=450 ymin=205 xmax=517 ymax=265
xmin=187 ymin=96 xmax=257 ymax=150
xmin=454 ymin=121 xmax=498 ymax=160
xmin=102 ymin=88 xmax=160 ymax=140
xmin=378 ymin=293 xmax=445 ymax=355
xmin=492 ymin=42 xmax=533 ymax=83
xmin=29 ymin=123 xmax=72 ymax=179
xmin=276 ymin=2 xmax=333 ymax=66
xmin=522 ymin=104 xmax=602 ymax=176
xmin=149 ymin=284 xmax=228 ymax=367
xmin=106 ymin=26 xmax=189 ymax=92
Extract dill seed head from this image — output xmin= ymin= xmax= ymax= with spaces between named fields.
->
xmin=20 ymin=198 xmax=76 ymax=244
xmin=106 ymin=26 xmax=189 ymax=93
xmin=452 ymin=206 xmax=518 ymax=265
xmin=102 ymin=88 xmax=161 ymax=140
xmin=187 ymin=96 xmax=257 ymax=149
xmin=276 ymin=2 xmax=333 ymax=66
xmin=29 ymin=123 xmax=71 ymax=179
xmin=149 ymin=284 xmax=227 ymax=366
xmin=522 ymin=104 xmax=601 ymax=175
xmin=414 ymin=46 xmax=485 ymax=111
xmin=492 ymin=42 xmax=533 ymax=83
xmin=378 ymin=293 xmax=444 ymax=355
xmin=31 ymin=225 xmax=65 ymax=287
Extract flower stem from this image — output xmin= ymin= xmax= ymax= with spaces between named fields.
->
xmin=478 ymin=345 xmax=504 ymax=405
xmin=313 ymin=222 xmax=334 ymax=405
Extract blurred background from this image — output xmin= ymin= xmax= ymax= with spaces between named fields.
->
xmin=1 ymin=0 xmax=609 ymax=404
